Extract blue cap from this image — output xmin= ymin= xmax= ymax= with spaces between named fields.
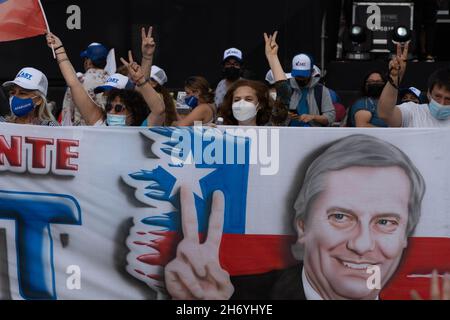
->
xmin=80 ymin=43 xmax=109 ymax=63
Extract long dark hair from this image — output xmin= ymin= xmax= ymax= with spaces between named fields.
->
xmin=107 ymin=88 xmax=149 ymax=126
xmin=184 ymin=76 xmax=215 ymax=104
xmin=153 ymin=83 xmax=178 ymax=126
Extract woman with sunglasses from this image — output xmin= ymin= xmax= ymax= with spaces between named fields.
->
xmin=46 ymin=32 xmax=165 ymax=127
xmin=1 ymin=67 xmax=58 ymax=126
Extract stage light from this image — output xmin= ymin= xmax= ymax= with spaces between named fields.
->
xmin=392 ymin=26 xmax=411 ymax=45
xmin=349 ymin=25 xmax=366 ymax=44
xmin=345 ymin=24 xmax=372 ymax=61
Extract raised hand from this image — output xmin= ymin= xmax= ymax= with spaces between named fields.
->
xmin=165 ymin=186 xmax=233 ymax=300
xmin=389 ymin=43 xmax=409 ymax=86
xmin=46 ymin=32 xmax=63 ymax=50
xmin=264 ymin=31 xmax=279 ymax=57
xmin=120 ymin=51 xmax=146 ymax=85
xmin=141 ymin=26 xmax=156 ymax=60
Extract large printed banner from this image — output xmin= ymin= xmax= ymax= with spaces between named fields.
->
xmin=0 ymin=123 xmax=448 ymax=300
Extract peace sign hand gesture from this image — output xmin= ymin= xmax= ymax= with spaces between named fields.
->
xmin=120 ymin=51 xmax=146 ymax=85
xmin=141 ymin=26 xmax=156 ymax=60
xmin=165 ymin=186 xmax=233 ymax=300
xmin=264 ymin=31 xmax=279 ymax=57
xmin=389 ymin=42 xmax=409 ymax=86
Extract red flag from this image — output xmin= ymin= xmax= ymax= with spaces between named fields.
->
xmin=0 ymin=0 xmax=48 ymax=42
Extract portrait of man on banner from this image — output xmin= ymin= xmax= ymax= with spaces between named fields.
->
xmin=164 ymin=134 xmax=427 ymax=300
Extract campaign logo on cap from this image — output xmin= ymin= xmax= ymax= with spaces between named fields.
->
xmin=291 ymin=54 xmax=312 ymax=78
xmin=80 ymin=43 xmax=109 ymax=63
xmin=94 ymin=73 xmax=134 ymax=94
xmin=150 ymin=65 xmax=168 ymax=86
xmin=223 ymin=48 xmax=243 ymax=62
xmin=407 ymin=87 xmax=421 ymax=98
xmin=2 ymin=67 xmax=48 ymax=96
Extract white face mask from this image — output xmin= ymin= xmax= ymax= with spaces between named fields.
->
xmin=232 ymin=100 xmax=258 ymax=122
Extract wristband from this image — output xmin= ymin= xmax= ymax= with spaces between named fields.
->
xmin=137 ymin=79 xmax=148 ymax=87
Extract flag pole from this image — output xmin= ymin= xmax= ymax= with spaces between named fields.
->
xmin=37 ymin=0 xmax=55 ymax=59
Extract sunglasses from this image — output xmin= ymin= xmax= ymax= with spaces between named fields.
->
xmin=105 ymin=103 xmax=126 ymax=113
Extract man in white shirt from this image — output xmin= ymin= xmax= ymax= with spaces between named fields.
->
xmin=378 ymin=43 xmax=450 ymax=128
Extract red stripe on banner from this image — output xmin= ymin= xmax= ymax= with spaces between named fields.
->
xmin=136 ymin=231 xmax=298 ymax=275
xmin=220 ymin=234 xmax=298 ymax=276
xmin=136 ymin=231 xmax=449 ymax=299
xmin=0 ymin=0 xmax=47 ymax=42
xmin=381 ymin=237 xmax=450 ymax=300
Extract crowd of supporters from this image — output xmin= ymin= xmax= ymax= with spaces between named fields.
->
xmin=1 ymin=26 xmax=449 ymax=129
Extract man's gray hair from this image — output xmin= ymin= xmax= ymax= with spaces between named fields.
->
xmin=294 ymin=134 xmax=426 ymax=236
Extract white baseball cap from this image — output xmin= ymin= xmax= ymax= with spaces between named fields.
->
xmin=223 ymin=48 xmax=243 ymax=62
xmin=291 ymin=54 xmax=313 ymax=78
xmin=265 ymin=70 xmax=292 ymax=85
xmin=150 ymin=65 xmax=168 ymax=86
xmin=3 ymin=67 xmax=48 ymax=96
xmin=407 ymin=87 xmax=421 ymax=98
xmin=94 ymin=73 xmax=135 ymax=94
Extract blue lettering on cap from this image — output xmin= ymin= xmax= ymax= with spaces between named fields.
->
xmin=107 ymin=78 xmax=119 ymax=84
xmin=0 ymin=0 xmax=8 ymax=4
xmin=18 ymin=71 xmax=33 ymax=81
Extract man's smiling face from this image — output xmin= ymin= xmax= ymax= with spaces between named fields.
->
xmin=298 ymin=166 xmax=411 ymax=300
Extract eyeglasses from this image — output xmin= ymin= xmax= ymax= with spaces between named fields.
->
xmin=105 ymin=103 xmax=126 ymax=113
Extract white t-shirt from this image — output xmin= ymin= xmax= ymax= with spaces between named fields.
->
xmin=398 ymin=102 xmax=450 ymax=128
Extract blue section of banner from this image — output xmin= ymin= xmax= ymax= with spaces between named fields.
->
xmin=130 ymin=128 xmax=250 ymax=235
xmin=0 ymin=191 xmax=82 ymax=300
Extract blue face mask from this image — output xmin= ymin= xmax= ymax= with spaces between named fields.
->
xmin=185 ymin=96 xmax=199 ymax=108
xmin=428 ymin=99 xmax=450 ymax=120
xmin=9 ymin=96 xmax=36 ymax=117
xmin=106 ymin=113 xmax=127 ymax=126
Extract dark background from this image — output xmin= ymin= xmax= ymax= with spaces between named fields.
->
xmin=0 ymin=0 xmax=328 ymax=87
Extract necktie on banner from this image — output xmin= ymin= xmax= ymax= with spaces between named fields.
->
xmin=0 ymin=0 xmax=48 ymax=42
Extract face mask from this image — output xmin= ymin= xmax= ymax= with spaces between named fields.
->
xmin=366 ymin=83 xmax=385 ymax=98
xmin=428 ymin=99 xmax=450 ymax=120
xmin=106 ymin=113 xmax=127 ymax=126
xmin=9 ymin=96 xmax=36 ymax=117
xmin=185 ymin=96 xmax=199 ymax=108
xmin=295 ymin=78 xmax=310 ymax=88
xmin=232 ymin=100 xmax=258 ymax=122
xmin=223 ymin=67 xmax=241 ymax=81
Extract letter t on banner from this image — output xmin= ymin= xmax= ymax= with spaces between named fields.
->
xmin=0 ymin=191 xmax=82 ymax=300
